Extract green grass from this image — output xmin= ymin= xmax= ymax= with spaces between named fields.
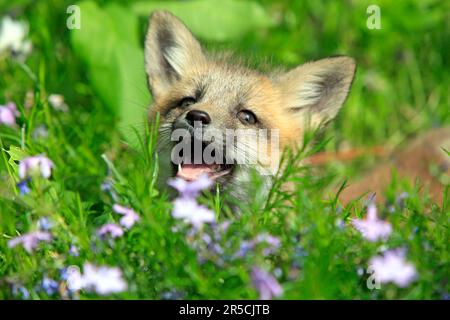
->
xmin=0 ymin=0 xmax=449 ymax=299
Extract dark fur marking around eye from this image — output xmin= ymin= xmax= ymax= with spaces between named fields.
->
xmin=194 ymin=84 xmax=205 ymax=101
xmin=161 ymin=99 xmax=180 ymax=117
xmin=160 ymin=85 xmax=206 ymax=117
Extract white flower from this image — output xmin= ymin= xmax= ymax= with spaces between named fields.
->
xmin=352 ymin=203 xmax=392 ymax=242
xmin=66 ymin=265 xmax=84 ymax=292
xmin=0 ymin=16 xmax=32 ymax=57
xmin=48 ymin=94 xmax=69 ymax=112
xmin=369 ymin=249 xmax=418 ymax=287
xmin=172 ymin=197 xmax=215 ymax=228
xmin=66 ymin=263 xmax=127 ymax=295
xmin=18 ymin=155 xmax=54 ymax=179
xmin=82 ymin=264 xmax=127 ymax=295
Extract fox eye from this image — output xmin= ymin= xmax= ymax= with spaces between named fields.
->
xmin=237 ymin=110 xmax=257 ymax=125
xmin=179 ymin=97 xmax=196 ymax=108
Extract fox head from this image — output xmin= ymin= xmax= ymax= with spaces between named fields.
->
xmin=144 ymin=11 xmax=356 ymax=199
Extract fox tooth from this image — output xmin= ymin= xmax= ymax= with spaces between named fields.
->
xmin=178 ymin=163 xmax=182 ymax=172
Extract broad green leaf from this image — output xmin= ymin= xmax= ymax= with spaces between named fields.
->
xmin=71 ymin=1 xmax=150 ymax=148
xmin=5 ymin=145 xmax=28 ymax=173
xmin=6 ymin=145 xmax=28 ymax=162
xmin=132 ymin=0 xmax=273 ymax=41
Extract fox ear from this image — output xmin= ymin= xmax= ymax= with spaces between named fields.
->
xmin=144 ymin=11 xmax=205 ymax=100
xmin=278 ymin=56 xmax=356 ymax=127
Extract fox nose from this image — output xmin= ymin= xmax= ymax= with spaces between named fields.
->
xmin=186 ymin=110 xmax=211 ymax=126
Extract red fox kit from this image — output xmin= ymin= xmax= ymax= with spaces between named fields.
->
xmin=144 ymin=11 xmax=355 ymax=200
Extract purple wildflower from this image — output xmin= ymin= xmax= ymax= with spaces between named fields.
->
xmin=41 ymin=277 xmax=59 ymax=295
xmin=369 ymin=249 xmax=417 ymax=287
xmin=16 ymin=178 xmax=31 ymax=195
xmin=18 ymin=155 xmax=54 ymax=179
xmin=101 ymin=179 xmax=119 ymax=201
xmin=38 ymin=217 xmax=53 ymax=231
xmin=335 ymin=218 xmax=345 ymax=230
xmin=8 ymin=231 xmax=52 ymax=253
xmin=69 ymin=244 xmax=79 ymax=257
xmin=112 ymin=204 xmax=135 ymax=216
xmin=273 ymin=268 xmax=283 ymax=278
xmin=0 ymin=102 xmax=19 ymax=127
xmin=258 ymin=234 xmax=276 ymax=245
xmin=235 ymin=234 xmax=280 ymax=258
xmin=168 ymin=174 xmax=212 ymax=199
xmin=235 ymin=240 xmax=255 ymax=258
xmin=250 ymin=266 xmax=283 ymax=300
xmin=112 ymin=204 xmax=140 ymax=229
xmin=12 ymin=285 xmax=30 ymax=299
xmin=201 ymin=233 xmax=212 ymax=245
xmin=256 ymin=233 xmax=281 ymax=248
xmin=100 ymin=180 xmax=113 ymax=192
xmin=97 ymin=223 xmax=124 ymax=239
xmin=161 ymin=289 xmax=185 ymax=300
xmin=291 ymin=246 xmax=308 ymax=269
xmin=172 ymin=197 xmax=215 ymax=228
xmin=219 ymin=221 xmax=231 ymax=232
xmin=352 ymin=203 xmax=392 ymax=242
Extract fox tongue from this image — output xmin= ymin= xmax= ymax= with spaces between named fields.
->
xmin=177 ymin=164 xmax=216 ymax=181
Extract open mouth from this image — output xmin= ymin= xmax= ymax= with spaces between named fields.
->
xmin=176 ymin=163 xmax=234 ymax=181
xmin=172 ymin=141 xmax=235 ymax=181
